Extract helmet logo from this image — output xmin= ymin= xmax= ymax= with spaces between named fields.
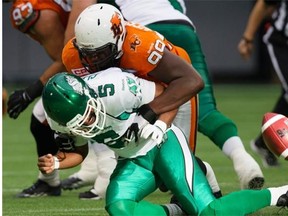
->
xmin=66 ymin=76 xmax=84 ymax=95
xmin=110 ymin=12 xmax=123 ymax=44
xmin=129 ymin=34 xmax=141 ymax=51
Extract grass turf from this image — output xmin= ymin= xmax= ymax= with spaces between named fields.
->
xmin=3 ymin=84 xmax=288 ymax=216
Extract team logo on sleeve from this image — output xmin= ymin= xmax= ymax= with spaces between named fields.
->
xmin=110 ymin=12 xmax=124 ymax=42
xmin=129 ymin=34 xmax=141 ymax=51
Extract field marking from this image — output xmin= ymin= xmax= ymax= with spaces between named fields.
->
xmin=3 ymin=207 xmax=106 ymax=216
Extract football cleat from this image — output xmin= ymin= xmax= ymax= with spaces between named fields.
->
xmin=79 ymin=188 xmax=101 ymax=200
xmin=61 ymin=177 xmax=88 ymax=190
xmin=276 ymin=191 xmax=288 ymax=207
xmin=250 ymin=140 xmax=280 ymax=168
xmin=16 ymin=179 xmax=61 ymax=198
xmin=269 ymin=185 xmax=288 ymax=209
xmin=247 ymin=177 xmax=265 ymax=190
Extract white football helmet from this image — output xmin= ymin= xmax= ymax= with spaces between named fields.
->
xmin=74 ymin=3 xmax=126 ymax=72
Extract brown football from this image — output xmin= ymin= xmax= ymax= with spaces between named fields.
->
xmin=262 ymin=112 xmax=288 ymax=160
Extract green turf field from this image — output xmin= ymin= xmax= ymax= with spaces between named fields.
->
xmin=3 ymin=84 xmax=288 ymax=216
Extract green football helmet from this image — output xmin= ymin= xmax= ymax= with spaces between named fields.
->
xmin=42 ymin=72 xmax=106 ymax=138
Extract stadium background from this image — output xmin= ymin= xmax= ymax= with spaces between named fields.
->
xmin=3 ymin=1 xmax=288 ymax=216
xmin=3 ymin=1 xmax=273 ymax=84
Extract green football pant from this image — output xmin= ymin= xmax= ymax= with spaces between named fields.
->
xmin=105 ymin=125 xmax=270 ymax=215
xmin=147 ymin=23 xmax=238 ymax=150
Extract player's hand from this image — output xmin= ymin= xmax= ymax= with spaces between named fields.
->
xmin=38 ymin=154 xmax=58 ymax=174
xmin=7 ymin=89 xmax=33 ymax=119
xmin=124 ymin=115 xmax=149 ymax=142
xmin=140 ymin=120 xmax=167 ymax=145
xmin=7 ymin=80 xmax=43 ymax=119
xmin=237 ymin=37 xmax=253 ymax=60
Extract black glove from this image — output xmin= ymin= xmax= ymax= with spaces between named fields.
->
xmin=7 ymin=80 xmax=43 ymax=119
xmin=124 ymin=123 xmax=140 ymax=142
xmin=123 ymin=114 xmax=150 ymax=142
xmin=54 ymin=133 xmax=76 ymax=152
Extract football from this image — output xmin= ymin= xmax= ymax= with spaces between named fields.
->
xmin=262 ymin=112 xmax=288 ymax=160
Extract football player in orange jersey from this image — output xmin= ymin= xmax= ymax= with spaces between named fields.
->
xmin=62 ymin=3 xmax=228 ymax=198
xmin=62 ymin=1 xmax=265 ymax=197
xmin=65 ymin=0 xmax=264 ymax=194
xmin=63 ymin=4 xmax=203 ymax=147
xmin=6 ymin=0 xmax=115 ymax=198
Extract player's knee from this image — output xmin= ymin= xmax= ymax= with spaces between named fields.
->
xmin=106 ymin=200 xmax=135 ymax=215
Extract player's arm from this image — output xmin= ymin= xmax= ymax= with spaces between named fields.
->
xmin=7 ymin=10 xmax=67 ymax=119
xmin=154 ymin=82 xmax=178 ymax=127
xmin=126 ymin=77 xmax=178 ymax=144
xmin=238 ymin=0 xmax=276 ymax=60
xmin=31 ymin=10 xmax=67 ymax=84
xmin=144 ymin=48 xmax=203 ymax=118
xmin=64 ymin=0 xmax=96 ymax=44
xmin=38 ymin=134 xmax=88 ymax=174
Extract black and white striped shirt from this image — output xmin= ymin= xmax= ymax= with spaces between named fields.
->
xmin=265 ymin=0 xmax=288 ymax=37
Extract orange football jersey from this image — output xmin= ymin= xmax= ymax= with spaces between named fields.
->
xmin=62 ymin=21 xmax=191 ymax=79
xmin=62 ymin=22 xmax=197 ymax=152
xmin=10 ymin=0 xmax=70 ymax=33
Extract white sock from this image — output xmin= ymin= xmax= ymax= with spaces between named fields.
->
xmin=163 ymin=203 xmax=185 ymax=216
xmin=222 ymin=136 xmax=244 ymax=157
xmin=93 ymin=149 xmax=117 ymax=198
xmin=38 ymin=170 xmax=60 ymax=186
xmin=70 ymin=142 xmax=98 ymax=183
xmin=203 ymin=161 xmax=221 ymax=193
xmin=268 ymin=185 xmax=288 ymax=205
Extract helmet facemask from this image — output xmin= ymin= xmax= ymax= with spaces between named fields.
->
xmin=73 ymin=39 xmax=121 ymax=73
xmin=66 ymin=96 xmax=106 ymax=138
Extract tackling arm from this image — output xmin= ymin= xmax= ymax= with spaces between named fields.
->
xmin=32 ymin=10 xmax=67 ymax=84
xmin=7 ymin=10 xmax=67 ymax=119
xmin=146 ymin=49 xmax=203 ymax=116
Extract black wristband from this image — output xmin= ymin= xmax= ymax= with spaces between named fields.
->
xmin=25 ymin=79 xmax=44 ymax=101
xmin=138 ymin=104 xmax=158 ymax=124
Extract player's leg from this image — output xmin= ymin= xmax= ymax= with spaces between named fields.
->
xmin=105 ymin=158 xmax=180 ymax=216
xmin=155 ymin=125 xmax=216 ymax=215
xmin=17 ymin=99 xmax=61 ymax=198
xmin=199 ymin=111 xmax=264 ymax=189
xmin=173 ymin=99 xmax=221 ymax=196
xmin=79 ymin=143 xmax=117 ymax=200
xmin=148 ymin=23 xmax=264 ymax=189
xmin=61 ymin=142 xmax=98 ymax=190
xmin=188 ymin=31 xmax=263 ymax=189
xmin=201 ymin=186 xmax=288 ymax=215
xmin=252 ymin=28 xmax=288 ymax=167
